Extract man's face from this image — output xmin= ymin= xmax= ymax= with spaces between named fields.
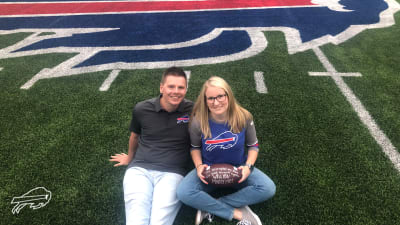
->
xmin=159 ymin=75 xmax=187 ymax=111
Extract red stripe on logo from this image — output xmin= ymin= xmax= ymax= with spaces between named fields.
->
xmin=0 ymin=0 xmax=316 ymax=16
xmin=205 ymin=137 xmax=235 ymax=144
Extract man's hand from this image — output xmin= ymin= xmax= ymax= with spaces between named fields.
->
xmin=109 ymin=153 xmax=130 ymax=167
xmin=110 ymin=132 xmax=138 ymax=167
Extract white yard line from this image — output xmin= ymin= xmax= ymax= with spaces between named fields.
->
xmin=185 ymin=70 xmax=191 ymax=88
xmin=254 ymin=71 xmax=268 ymax=94
xmin=99 ymin=69 xmax=120 ymax=91
xmin=311 ymin=47 xmax=400 ymax=172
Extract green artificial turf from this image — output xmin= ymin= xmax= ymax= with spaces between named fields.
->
xmin=1 ymin=9 xmax=400 ymax=225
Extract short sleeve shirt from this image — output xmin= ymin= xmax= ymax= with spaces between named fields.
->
xmin=127 ymin=95 xmax=193 ymax=176
xmin=189 ymin=118 xmax=259 ymax=167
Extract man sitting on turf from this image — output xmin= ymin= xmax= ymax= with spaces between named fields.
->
xmin=110 ymin=66 xmax=193 ymax=225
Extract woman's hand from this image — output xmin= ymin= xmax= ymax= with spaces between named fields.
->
xmin=196 ymin=164 xmax=209 ymax=184
xmin=238 ymin=166 xmax=251 ymax=183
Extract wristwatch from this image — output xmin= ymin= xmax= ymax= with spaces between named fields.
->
xmin=244 ymin=163 xmax=254 ymax=171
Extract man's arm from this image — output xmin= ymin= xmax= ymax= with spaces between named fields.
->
xmin=109 ymin=132 xmax=139 ymax=167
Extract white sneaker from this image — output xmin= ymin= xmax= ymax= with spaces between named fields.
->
xmin=195 ymin=210 xmax=213 ymax=225
xmin=236 ymin=206 xmax=262 ymax=225
xmin=237 ymin=220 xmax=252 ymax=225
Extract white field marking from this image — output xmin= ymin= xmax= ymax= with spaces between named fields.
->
xmin=254 ymin=71 xmax=268 ymax=94
xmin=0 ymin=0 xmax=397 ymax=90
xmin=0 ymin=28 xmax=118 ymax=57
xmin=0 ymin=27 xmax=222 ymax=59
xmin=312 ymin=47 xmax=400 ymax=173
xmin=98 ymin=69 xmax=191 ymax=92
xmin=286 ymin=0 xmax=400 ymax=54
xmin=99 ymin=69 xmax=120 ymax=91
xmin=309 ymin=72 xmax=362 ymax=77
xmin=15 ymin=28 xmax=268 ymax=89
xmin=311 ymin=0 xmax=352 ymax=12
xmin=185 ymin=70 xmax=191 ymax=88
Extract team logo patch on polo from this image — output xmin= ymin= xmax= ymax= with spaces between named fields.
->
xmin=177 ymin=115 xmax=189 ymax=124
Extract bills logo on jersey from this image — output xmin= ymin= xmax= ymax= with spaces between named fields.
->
xmin=0 ymin=0 xmax=399 ymax=89
xmin=205 ymin=131 xmax=238 ymax=152
xmin=177 ymin=115 xmax=189 ymax=124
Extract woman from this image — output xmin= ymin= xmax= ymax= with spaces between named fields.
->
xmin=177 ymin=76 xmax=276 ymax=225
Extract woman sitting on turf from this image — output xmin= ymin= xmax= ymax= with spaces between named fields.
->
xmin=177 ymin=76 xmax=276 ymax=225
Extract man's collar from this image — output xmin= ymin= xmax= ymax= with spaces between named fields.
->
xmin=155 ymin=95 xmax=162 ymax=112
xmin=176 ymin=99 xmax=186 ymax=112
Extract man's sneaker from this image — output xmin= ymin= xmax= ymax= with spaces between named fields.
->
xmin=195 ymin=210 xmax=213 ymax=225
xmin=236 ymin=206 xmax=262 ymax=225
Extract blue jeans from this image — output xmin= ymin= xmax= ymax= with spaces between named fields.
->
xmin=123 ymin=167 xmax=183 ymax=225
xmin=177 ymin=168 xmax=276 ymax=221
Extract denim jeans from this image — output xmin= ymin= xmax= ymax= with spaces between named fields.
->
xmin=177 ymin=167 xmax=276 ymax=221
xmin=123 ymin=167 xmax=183 ymax=225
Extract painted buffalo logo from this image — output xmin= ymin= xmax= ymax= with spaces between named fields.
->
xmin=0 ymin=0 xmax=399 ymax=90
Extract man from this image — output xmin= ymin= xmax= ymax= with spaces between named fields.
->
xmin=110 ymin=67 xmax=193 ymax=225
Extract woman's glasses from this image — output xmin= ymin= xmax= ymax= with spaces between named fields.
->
xmin=206 ymin=94 xmax=227 ymax=103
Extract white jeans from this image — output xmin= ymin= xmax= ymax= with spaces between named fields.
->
xmin=123 ymin=167 xmax=183 ymax=225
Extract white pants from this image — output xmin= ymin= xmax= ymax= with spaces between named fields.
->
xmin=123 ymin=167 xmax=183 ymax=225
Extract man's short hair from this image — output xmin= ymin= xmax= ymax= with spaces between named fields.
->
xmin=161 ymin=67 xmax=187 ymax=84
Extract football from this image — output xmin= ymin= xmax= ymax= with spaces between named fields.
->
xmin=202 ymin=164 xmax=242 ymax=187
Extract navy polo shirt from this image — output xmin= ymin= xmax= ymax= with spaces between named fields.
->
xmin=127 ymin=95 xmax=193 ymax=176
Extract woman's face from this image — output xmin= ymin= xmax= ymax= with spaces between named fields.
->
xmin=205 ymin=86 xmax=229 ymax=119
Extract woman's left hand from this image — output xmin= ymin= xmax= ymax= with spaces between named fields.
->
xmin=238 ymin=166 xmax=251 ymax=183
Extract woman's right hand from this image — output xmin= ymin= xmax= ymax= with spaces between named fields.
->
xmin=196 ymin=164 xmax=209 ymax=184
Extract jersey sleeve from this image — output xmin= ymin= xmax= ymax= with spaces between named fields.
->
xmin=129 ymin=105 xmax=141 ymax=134
xmin=246 ymin=119 xmax=259 ymax=152
xmin=189 ymin=118 xmax=202 ymax=151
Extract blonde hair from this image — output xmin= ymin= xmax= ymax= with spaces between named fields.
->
xmin=192 ymin=76 xmax=253 ymax=138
